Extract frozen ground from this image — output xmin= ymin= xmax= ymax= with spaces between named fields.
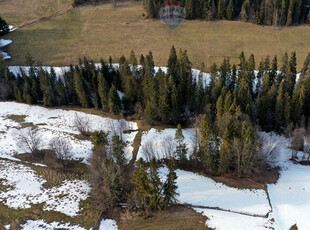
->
xmin=99 ymin=219 xmax=118 ymax=230
xmin=0 ymin=160 xmax=90 ymax=217
xmin=0 ymin=102 xmax=138 ymax=162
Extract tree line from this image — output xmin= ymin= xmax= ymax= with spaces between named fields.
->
xmin=1 ymin=48 xmax=310 ymax=134
xmin=144 ymin=0 xmax=310 ymax=26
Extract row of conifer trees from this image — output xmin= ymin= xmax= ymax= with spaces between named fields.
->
xmin=0 ymin=48 xmax=310 ymax=134
xmin=144 ymin=0 xmax=310 ymax=26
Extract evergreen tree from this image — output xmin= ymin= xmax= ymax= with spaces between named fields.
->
xmin=23 ymin=76 xmax=33 ymax=104
xmin=0 ymin=16 xmax=9 ymax=36
xmin=13 ymin=80 xmax=23 ymax=102
xmin=149 ymin=157 xmax=164 ymax=211
xmin=163 ymin=158 xmax=178 ymax=208
xmin=217 ymin=0 xmax=224 ymax=19
xmin=108 ymin=85 xmax=121 ymax=114
xmin=131 ymin=158 xmax=151 ymax=210
xmin=226 ymin=0 xmax=235 ymax=20
xmin=167 ymin=46 xmax=179 ymax=81
xmin=74 ymin=69 xmax=89 ymax=107
xmin=98 ymin=72 xmax=110 ymax=111
xmin=111 ymin=135 xmax=125 ymax=167
xmin=200 ymin=114 xmax=220 ymax=170
xmin=175 ymin=124 xmax=187 ymax=164
xmin=144 ymin=99 xmax=156 ymax=124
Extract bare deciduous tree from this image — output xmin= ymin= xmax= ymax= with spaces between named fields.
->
xmin=257 ymin=137 xmax=279 ymax=168
xmin=49 ymin=137 xmax=72 ymax=162
xmin=161 ymin=135 xmax=176 ymax=159
xmin=303 ymin=136 xmax=310 ymax=161
xmin=16 ymin=127 xmax=42 ymax=155
xmin=142 ymin=140 xmax=158 ymax=162
xmin=74 ymin=112 xmax=91 ymax=136
xmin=191 ymin=115 xmax=202 ymax=158
xmin=231 ymin=138 xmax=258 ymax=178
xmin=291 ymin=128 xmax=306 ymax=159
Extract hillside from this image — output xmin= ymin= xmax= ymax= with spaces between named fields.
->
xmin=0 ymin=1 xmax=310 ymax=69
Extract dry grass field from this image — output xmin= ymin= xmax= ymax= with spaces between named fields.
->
xmin=1 ymin=1 xmax=310 ymax=69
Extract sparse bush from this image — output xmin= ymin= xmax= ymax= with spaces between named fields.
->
xmin=74 ymin=112 xmax=91 ymax=136
xmin=141 ymin=140 xmax=158 ymax=162
xmin=291 ymin=128 xmax=306 ymax=159
xmin=16 ymin=127 xmax=43 ymax=157
xmin=161 ymin=135 xmax=176 ymax=159
xmin=49 ymin=137 xmax=72 ymax=167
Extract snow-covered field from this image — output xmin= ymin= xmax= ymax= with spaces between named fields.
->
xmin=159 ymin=167 xmax=270 ymax=216
xmin=0 ymin=102 xmax=138 ymax=162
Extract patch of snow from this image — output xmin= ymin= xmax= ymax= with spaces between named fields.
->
xmin=20 ymin=219 xmax=86 ymax=230
xmin=0 ymin=51 xmax=11 ymax=60
xmin=0 ymin=39 xmax=12 ymax=48
xmin=9 ymin=25 xmax=18 ymax=32
xmin=196 ymin=208 xmax=274 ymax=230
xmin=99 ymin=219 xmax=118 ymax=230
xmin=159 ymin=167 xmax=270 ymax=216
xmin=137 ymin=128 xmax=196 ymax=161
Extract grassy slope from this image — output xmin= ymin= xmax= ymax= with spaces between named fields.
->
xmin=0 ymin=0 xmax=72 ymax=26
xmin=1 ymin=1 xmax=310 ymax=69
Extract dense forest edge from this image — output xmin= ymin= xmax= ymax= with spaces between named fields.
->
xmin=72 ymin=0 xmax=310 ymax=26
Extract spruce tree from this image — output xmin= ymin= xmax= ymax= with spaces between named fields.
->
xmin=108 ymin=85 xmax=121 ymax=115
xmin=98 ymin=72 xmax=110 ymax=111
xmin=217 ymin=0 xmax=224 ymax=19
xmin=175 ymin=124 xmax=187 ymax=164
xmin=226 ymin=0 xmax=235 ymax=20
xmin=163 ymin=158 xmax=178 ymax=208
xmin=149 ymin=157 xmax=164 ymax=211
xmin=132 ymin=158 xmax=151 ymax=210
xmin=200 ymin=114 xmax=220 ymax=170
xmin=167 ymin=46 xmax=179 ymax=81
xmin=74 ymin=69 xmax=89 ymax=107
xmin=23 ymin=76 xmax=33 ymax=104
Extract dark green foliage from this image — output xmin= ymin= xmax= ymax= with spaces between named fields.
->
xmin=2 ymin=48 xmax=310 ymax=137
xmin=92 ymin=130 xmax=109 ymax=148
xmin=163 ymin=158 xmax=178 ymax=208
xmin=74 ymin=69 xmax=89 ymax=107
xmin=142 ymin=0 xmax=309 ymax=26
xmin=108 ymin=85 xmax=121 ymax=115
xmin=175 ymin=124 xmax=188 ymax=164
xmin=0 ymin=16 xmax=9 ymax=36
xmin=132 ymin=157 xmax=178 ymax=212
